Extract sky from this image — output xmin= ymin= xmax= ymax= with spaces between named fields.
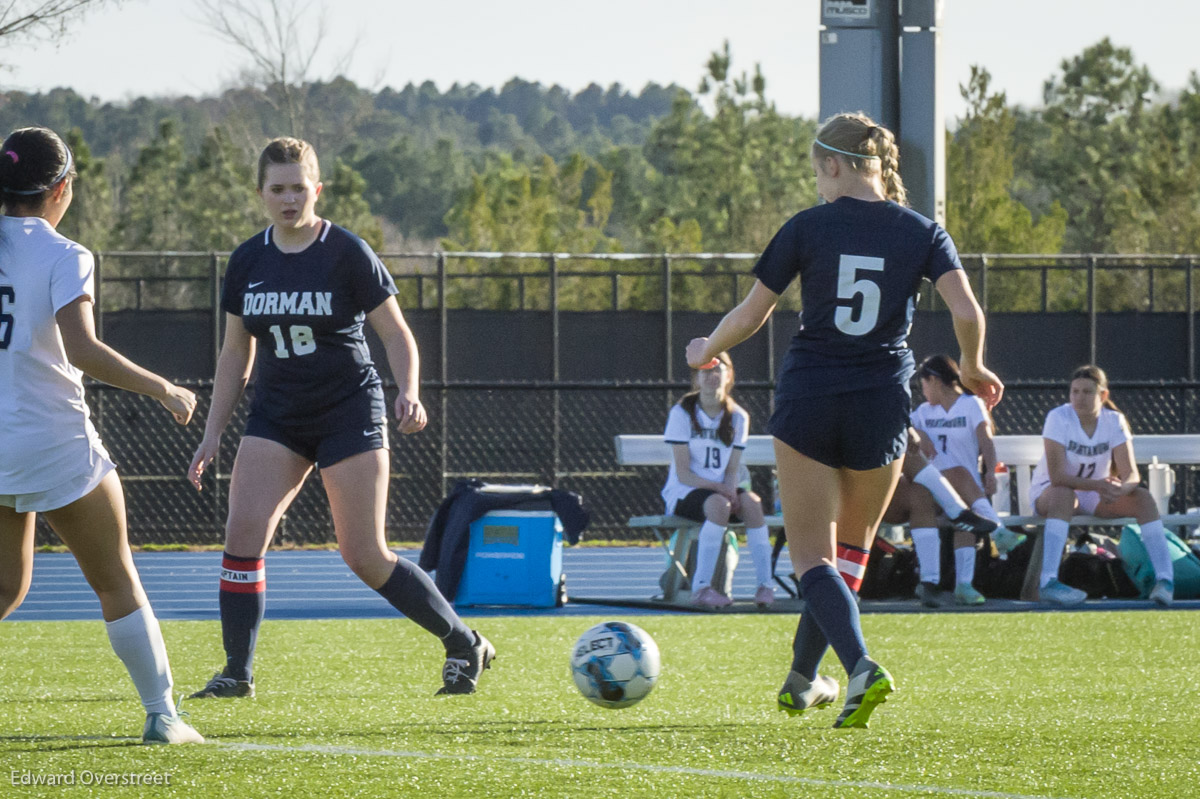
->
xmin=2 ymin=0 xmax=1198 ymax=121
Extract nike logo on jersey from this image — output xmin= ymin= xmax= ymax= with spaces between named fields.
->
xmin=242 ymin=291 xmax=333 ymax=317
xmin=248 ymin=281 xmax=265 ymax=289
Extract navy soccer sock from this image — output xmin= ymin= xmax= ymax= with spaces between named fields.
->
xmin=797 ymin=565 xmax=867 ymax=674
xmin=374 ymin=559 xmax=475 ymax=653
xmin=218 ymin=552 xmax=266 ymax=682
xmin=790 ymin=602 xmax=830 ymax=680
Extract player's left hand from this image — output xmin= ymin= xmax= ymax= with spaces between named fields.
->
xmin=686 ymin=337 xmax=718 ymax=370
xmin=395 ymin=393 xmax=427 ymax=434
xmin=960 ymin=364 xmax=1004 ymax=410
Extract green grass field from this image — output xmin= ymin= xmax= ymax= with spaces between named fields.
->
xmin=2 ymin=612 xmax=1197 ymax=799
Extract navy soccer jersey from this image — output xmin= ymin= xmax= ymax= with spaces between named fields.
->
xmin=753 ymin=197 xmax=963 ymax=397
xmin=221 ymin=221 xmax=398 ymax=424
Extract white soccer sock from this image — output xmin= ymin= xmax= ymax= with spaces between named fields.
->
xmin=913 ymin=465 xmax=967 ymax=517
xmin=105 ymin=604 xmax=175 ymax=716
xmin=1040 ymin=519 xmax=1070 ymax=588
xmin=971 ymin=497 xmax=1001 ymax=525
xmin=745 ymin=526 xmax=773 ymax=587
xmin=1139 ymin=520 xmax=1175 ymax=583
xmin=910 ymin=527 xmax=941 ymax=585
xmin=955 ymin=546 xmax=976 ymax=585
xmin=692 ymin=521 xmax=726 ymax=592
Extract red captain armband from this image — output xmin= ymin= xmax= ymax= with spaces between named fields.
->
xmin=219 ymin=555 xmax=266 ymax=594
xmin=836 ymin=543 xmax=870 ymax=593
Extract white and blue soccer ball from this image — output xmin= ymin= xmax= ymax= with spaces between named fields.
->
xmin=570 ymin=621 xmax=660 ymax=709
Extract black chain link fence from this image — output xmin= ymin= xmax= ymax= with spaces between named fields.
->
xmin=24 ymin=252 xmax=1197 ymax=546
xmin=34 ymin=380 xmax=1200 ymax=547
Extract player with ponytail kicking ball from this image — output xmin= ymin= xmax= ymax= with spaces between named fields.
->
xmin=187 ymin=138 xmax=492 ymax=699
xmin=687 ymin=113 xmax=1002 ymax=728
xmin=0 ymin=127 xmax=202 ymax=744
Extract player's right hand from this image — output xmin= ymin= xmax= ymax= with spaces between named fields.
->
xmin=1098 ymin=476 xmax=1123 ymax=503
xmin=395 ymin=393 xmax=428 ymax=435
xmin=161 ymin=385 xmax=197 ymax=425
xmin=188 ymin=439 xmax=218 ymax=492
xmin=686 ymin=337 xmax=719 ymax=370
xmin=960 ymin=363 xmax=1004 ymax=410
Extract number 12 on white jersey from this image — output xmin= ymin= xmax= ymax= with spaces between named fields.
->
xmin=834 ymin=254 xmax=885 ymax=336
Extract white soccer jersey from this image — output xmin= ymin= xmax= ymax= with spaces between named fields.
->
xmin=661 ymin=402 xmax=749 ymax=513
xmin=1030 ymin=404 xmax=1131 ymax=495
xmin=911 ymin=394 xmax=990 ymax=487
xmin=0 ymin=215 xmax=112 ymax=494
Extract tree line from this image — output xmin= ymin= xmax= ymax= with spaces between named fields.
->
xmin=2 ymin=39 xmax=1199 ymax=311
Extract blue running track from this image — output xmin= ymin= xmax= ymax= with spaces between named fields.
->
xmin=9 ymin=548 xmax=779 ymax=622
xmin=14 ymin=548 xmax=1193 ymax=622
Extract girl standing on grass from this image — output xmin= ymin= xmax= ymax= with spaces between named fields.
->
xmin=686 ymin=113 xmax=1002 ymax=728
xmin=0 ymin=126 xmax=202 ymax=744
xmin=661 ymin=351 xmax=777 ymax=609
xmin=187 ymin=137 xmax=492 ymax=699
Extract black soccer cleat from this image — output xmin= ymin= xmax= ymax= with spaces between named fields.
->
xmin=950 ymin=508 xmax=998 ymax=537
xmin=436 ymin=631 xmax=495 ymax=695
xmin=189 ymin=670 xmax=255 ymax=699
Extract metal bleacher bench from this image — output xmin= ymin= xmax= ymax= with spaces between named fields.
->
xmin=615 ymin=434 xmax=1200 ymax=602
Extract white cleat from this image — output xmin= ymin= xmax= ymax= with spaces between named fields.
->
xmin=142 ymin=713 xmax=205 ymax=745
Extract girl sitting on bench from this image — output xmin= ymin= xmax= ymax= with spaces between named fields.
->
xmin=661 ymin=352 xmax=776 ymax=608
xmin=1031 ymin=365 xmax=1175 ymax=607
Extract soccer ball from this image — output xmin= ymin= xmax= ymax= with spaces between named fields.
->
xmin=570 ymin=621 xmax=660 ymax=709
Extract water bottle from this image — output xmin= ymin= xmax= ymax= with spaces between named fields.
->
xmin=1147 ymin=457 xmax=1175 ymax=516
xmin=772 ymin=470 xmax=782 ymax=516
xmin=992 ymin=462 xmax=1011 ymax=516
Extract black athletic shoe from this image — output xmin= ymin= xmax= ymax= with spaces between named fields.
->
xmin=189 ymin=670 xmax=255 ymax=699
xmin=950 ymin=508 xmax=998 ymax=536
xmin=915 ymin=581 xmax=945 ymax=608
xmin=435 ymin=631 xmax=495 ymax=695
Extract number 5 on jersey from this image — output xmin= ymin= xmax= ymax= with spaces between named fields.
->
xmin=835 ymin=254 xmax=885 ymax=336
xmin=269 ymin=324 xmax=316 ymax=358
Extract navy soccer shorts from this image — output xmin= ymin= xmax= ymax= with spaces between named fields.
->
xmin=244 ymin=390 xmax=388 ymax=468
xmin=767 ymin=383 xmax=910 ymax=470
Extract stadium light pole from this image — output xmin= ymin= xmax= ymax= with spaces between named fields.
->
xmin=819 ymin=0 xmax=945 ymax=224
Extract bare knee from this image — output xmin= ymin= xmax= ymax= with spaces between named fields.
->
xmin=1038 ymin=486 xmax=1076 ymax=520
xmin=339 ymin=541 xmax=395 ymax=587
xmin=738 ymin=491 xmax=765 ymax=525
xmin=224 ymin=519 xmax=276 ymax=559
xmin=703 ymin=494 xmax=732 ymax=525
xmin=1130 ymin=487 xmax=1160 ymax=522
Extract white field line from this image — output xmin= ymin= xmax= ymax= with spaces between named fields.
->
xmin=218 ymin=741 xmax=1080 ymax=799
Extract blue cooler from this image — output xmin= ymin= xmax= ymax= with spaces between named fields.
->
xmin=455 ymin=510 xmax=565 ymax=607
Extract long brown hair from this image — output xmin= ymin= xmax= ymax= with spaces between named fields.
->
xmin=812 ymin=112 xmax=907 ymax=206
xmin=678 ymin=351 xmax=736 ymax=446
xmin=1071 ymin=365 xmax=1120 ymax=413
